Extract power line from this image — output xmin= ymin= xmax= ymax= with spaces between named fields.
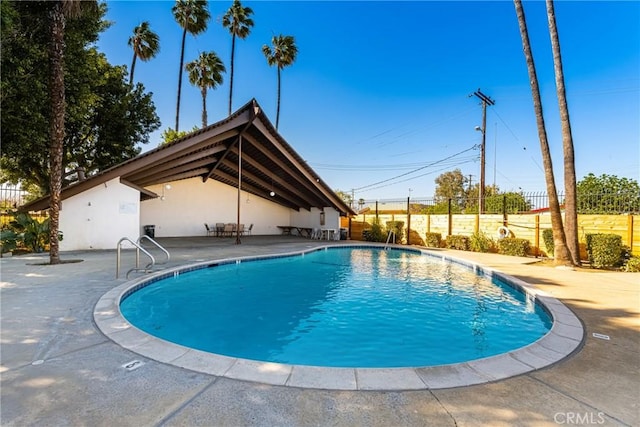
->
xmin=353 ymin=145 xmax=478 ymax=191
xmin=356 ymin=158 xmax=478 ymax=193
xmin=311 ymin=155 xmax=478 ymax=171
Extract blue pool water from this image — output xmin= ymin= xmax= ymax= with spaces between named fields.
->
xmin=120 ymin=247 xmax=552 ymax=368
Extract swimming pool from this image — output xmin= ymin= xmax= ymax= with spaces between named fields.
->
xmin=95 ymin=244 xmax=584 ymax=390
xmin=120 ymin=247 xmax=551 ymax=368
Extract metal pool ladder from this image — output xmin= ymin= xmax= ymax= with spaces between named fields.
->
xmin=384 ymin=230 xmax=396 ymax=250
xmin=116 ymin=236 xmax=170 ymax=279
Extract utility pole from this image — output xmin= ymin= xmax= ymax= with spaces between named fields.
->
xmin=471 ymin=89 xmax=495 ymax=214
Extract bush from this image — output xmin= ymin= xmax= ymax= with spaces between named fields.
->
xmin=497 ymin=238 xmax=530 ymax=257
xmin=542 ymin=229 xmax=554 ymax=257
xmin=586 ymin=233 xmax=623 ymax=269
xmin=385 ymin=221 xmax=405 ymax=243
xmin=470 ymin=231 xmax=494 ymax=253
xmin=446 ymin=235 xmax=469 ymax=251
xmin=624 ymin=256 xmax=640 ymax=272
xmin=363 ymin=219 xmax=386 ymax=242
xmin=0 ymin=229 xmax=19 ymax=255
xmin=6 ymin=212 xmax=61 ymax=253
xmin=424 ymin=232 xmax=442 ymax=248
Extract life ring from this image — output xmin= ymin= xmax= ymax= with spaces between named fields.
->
xmin=497 ymin=226 xmax=511 ymax=239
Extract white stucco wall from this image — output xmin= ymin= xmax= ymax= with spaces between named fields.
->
xmin=59 ymin=178 xmax=140 ymax=251
xmin=290 ymin=207 xmax=340 ymax=230
xmin=139 ymin=178 xmax=291 ymax=237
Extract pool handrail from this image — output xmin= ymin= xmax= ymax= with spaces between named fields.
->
xmin=116 ymin=237 xmax=155 ymax=279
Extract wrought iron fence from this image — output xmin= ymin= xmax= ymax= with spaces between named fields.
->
xmin=354 ymin=191 xmax=640 ymax=215
xmin=0 ymin=185 xmax=47 ymax=227
xmin=0 ymin=185 xmax=28 ymax=211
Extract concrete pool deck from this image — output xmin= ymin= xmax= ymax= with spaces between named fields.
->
xmin=1 ymin=236 xmax=639 ymax=426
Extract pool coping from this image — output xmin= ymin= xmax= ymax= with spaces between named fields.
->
xmin=93 ymin=243 xmax=585 ymax=391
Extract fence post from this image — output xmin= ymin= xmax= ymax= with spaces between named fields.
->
xmin=535 ymin=214 xmax=540 ymax=257
xmin=502 ymin=194 xmax=508 ymax=226
xmin=628 ymin=214 xmax=634 ymax=253
xmin=407 ymin=197 xmax=411 ymax=245
xmin=375 ymin=201 xmax=378 ymax=221
xmin=447 ymin=198 xmax=452 ymax=237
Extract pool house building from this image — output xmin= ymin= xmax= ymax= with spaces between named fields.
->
xmin=22 ymin=99 xmax=355 ymax=251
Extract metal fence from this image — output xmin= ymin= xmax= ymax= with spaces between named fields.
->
xmin=0 ymin=185 xmax=28 ymax=211
xmin=354 ymin=191 xmax=640 ymax=215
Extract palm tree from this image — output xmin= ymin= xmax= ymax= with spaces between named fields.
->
xmin=546 ymin=0 xmax=580 ymax=266
xmin=222 ymin=0 xmax=253 ymax=116
xmin=48 ymin=0 xmax=97 ymax=264
xmin=514 ymin=0 xmax=573 ymax=266
xmin=185 ymin=51 xmax=225 ymax=127
xmin=262 ymin=34 xmax=298 ymax=129
xmin=172 ymin=0 xmax=210 ymax=131
xmin=127 ymin=21 xmax=160 ymax=85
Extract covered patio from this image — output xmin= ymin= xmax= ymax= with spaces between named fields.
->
xmin=22 ymin=99 xmax=355 ymax=250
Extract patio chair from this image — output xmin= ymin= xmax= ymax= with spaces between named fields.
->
xmin=215 ymin=223 xmax=225 ymax=237
xmin=204 ymin=223 xmax=215 ymax=237
xmin=245 ymin=224 xmax=253 ymax=236
xmin=223 ymin=223 xmax=234 ymax=237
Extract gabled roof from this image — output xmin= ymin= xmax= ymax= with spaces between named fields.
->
xmin=22 ymin=99 xmax=356 ymax=216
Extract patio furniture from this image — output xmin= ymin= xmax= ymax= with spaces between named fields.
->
xmin=245 ymin=224 xmax=253 ymax=235
xmin=204 ymin=223 xmax=215 ymax=237
xmin=223 ymin=223 xmax=234 ymax=237
xmin=215 ymin=223 xmax=225 ymax=237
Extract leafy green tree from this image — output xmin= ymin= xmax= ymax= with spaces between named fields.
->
xmin=1 ymin=1 xmax=160 ymax=193
xmin=185 ymin=51 xmax=225 ymax=127
xmin=222 ymin=0 xmax=253 ymax=115
xmin=160 ymin=126 xmax=199 ymax=145
xmin=434 ymin=169 xmax=467 ymax=201
xmin=172 ymin=0 xmax=210 ymax=131
xmin=335 ymin=190 xmax=353 ymax=208
xmin=576 ymin=173 xmax=640 ymax=213
xmin=128 ymin=21 xmax=160 ymax=84
xmin=262 ymin=34 xmax=298 ymax=129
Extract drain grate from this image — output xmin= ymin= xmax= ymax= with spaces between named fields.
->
xmin=122 ymin=360 xmax=145 ymax=371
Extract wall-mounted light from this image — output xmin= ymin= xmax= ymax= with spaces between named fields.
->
xmin=160 ymin=184 xmax=171 ymax=201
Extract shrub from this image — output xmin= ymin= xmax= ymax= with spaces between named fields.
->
xmin=497 ymin=238 xmax=530 ymax=257
xmin=8 ymin=212 xmax=61 ymax=253
xmin=0 ymin=229 xmax=19 ymax=255
xmin=385 ymin=221 xmax=405 ymax=243
xmin=470 ymin=231 xmax=494 ymax=253
xmin=586 ymin=233 xmax=623 ymax=269
xmin=446 ymin=235 xmax=469 ymax=251
xmin=363 ymin=219 xmax=386 ymax=242
xmin=624 ymin=256 xmax=640 ymax=272
xmin=424 ymin=232 xmax=442 ymax=248
xmin=542 ymin=229 xmax=554 ymax=257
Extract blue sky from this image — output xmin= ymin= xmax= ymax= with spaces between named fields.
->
xmin=97 ymin=1 xmax=640 ymax=200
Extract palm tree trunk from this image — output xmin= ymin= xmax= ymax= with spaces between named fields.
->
xmin=48 ymin=1 xmax=65 ymax=265
xmin=228 ymin=34 xmax=236 ymax=116
xmin=130 ymin=52 xmax=137 ymax=85
xmin=276 ymin=67 xmax=281 ymax=129
xmin=201 ymin=87 xmax=208 ymax=127
xmin=514 ymin=0 xmax=572 ymax=266
xmin=175 ymin=28 xmax=187 ymax=132
xmin=547 ymin=0 xmax=580 ymax=266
